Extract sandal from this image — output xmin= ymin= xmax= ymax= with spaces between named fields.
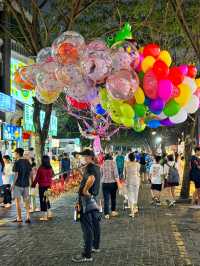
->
xmin=25 ymin=219 xmax=31 ymax=224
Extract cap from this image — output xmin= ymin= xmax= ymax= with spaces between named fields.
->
xmin=79 ymin=149 xmax=95 ymax=157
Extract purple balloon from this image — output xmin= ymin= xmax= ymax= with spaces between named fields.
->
xmin=160 ymin=118 xmax=174 ymax=126
xmin=149 ymin=98 xmax=164 ymax=112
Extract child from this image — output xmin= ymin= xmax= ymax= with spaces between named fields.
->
xmin=149 ymin=156 xmax=163 ymax=206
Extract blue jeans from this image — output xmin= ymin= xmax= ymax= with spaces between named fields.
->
xmin=102 ymin=182 xmax=118 ymax=215
xmin=80 ymin=210 xmax=101 ymax=258
xmin=118 ymin=168 xmax=124 ymax=179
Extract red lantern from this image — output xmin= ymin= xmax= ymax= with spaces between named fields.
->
xmin=187 ymin=65 xmax=197 ymax=78
xmin=67 ymin=96 xmax=90 ymax=110
xmin=143 ymin=43 xmax=160 ymax=58
xmin=168 ymin=67 xmax=184 ymax=86
xmin=153 ymin=60 xmax=169 ymax=79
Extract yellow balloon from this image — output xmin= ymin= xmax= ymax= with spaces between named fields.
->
xmin=141 ymin=56 xmax=156 ymax=73
xmin=175 ymin=83 xmax=192 ymax=107
xmin=195 ymin=78 xmax=200 ymax=88
xmin=139 ymin=47 xmax=144 ymax=53
xmin=111 ymin=114 xmax=121 ymax=124
xmin=121 ymin=117 xmax=133 ymax=128
xmin=158 ymin=50 xmax=172 ymax=67
xmin=134 ymin=87 xmax=145 ymax=104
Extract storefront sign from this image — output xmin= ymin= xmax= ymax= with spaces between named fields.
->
xmin=0 ymin=93 xmax=16 ymax=112
xmin=23 ymin=105 xmax=58 ymax=136
xmin=10 ymin=56 xmax=35 ymax=105
xmin=2 ymin=124 xmax=22 ymax=141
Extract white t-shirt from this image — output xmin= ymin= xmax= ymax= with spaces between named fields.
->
xmin=150 ymin=163 xmax=163 ymax=184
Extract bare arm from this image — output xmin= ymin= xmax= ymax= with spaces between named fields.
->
xmin=82 ymin=175 xmax=95 ymax=196
xmin=12 ymin=172 xmax=18 ymax=190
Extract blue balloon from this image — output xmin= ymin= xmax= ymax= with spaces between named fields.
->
xmin=96 ymin=104 xmax=106 ymax=115
xmin=147 ymin=120 xmax=161 ymax=129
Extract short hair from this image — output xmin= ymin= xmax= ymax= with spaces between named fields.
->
xmin=195 ymin=146 xmax=200 ymax=153
xmin=29 ymin=147 xmax=34 ymax=151
xmin=63 ymin=153 xmax=68 ymax=157
xmin=167 ymin=154 xmax=174 ymax=162
xmin=155 ymin=155 xmax=161 ymax=163
xmin=129 ymin=152 xmax=135 ymax=162
xmin=3 ymin=155 xmax=11 ymax=161
xmin=105 ymin=153 xmax=113 ymax=160
xmin=15 ymin=148 xmax=24 ymax=157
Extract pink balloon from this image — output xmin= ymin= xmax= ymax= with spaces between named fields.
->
xmin=158 ymin=79 xmax=173 ymax=101
xmin=143 ymin=69 xmax=158 ymax=99
xmin=135 ymin=53 xmax=144 ymax=72
xmin=106 ymin=70 xmax=139 ymax=100
xmin=179 ymin=65 xmax=188 ymax=76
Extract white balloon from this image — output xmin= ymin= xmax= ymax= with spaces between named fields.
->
xmin=170 ymin=109 xmax=187 ymax=124
xmin=183 ymin=77 xmax=197 ymax=93
xmin=184 ymin=94 xmax=199 ymax=114
xmin=157 ymin=111 xmax=167 ymax=120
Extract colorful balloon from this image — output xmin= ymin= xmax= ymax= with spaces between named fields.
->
xmin=147 ymin=120 xmax=161 ymax=129
xmin=134 ymin=104 xmax=146 ymax=117
xmin=187 ymin=65 xmax=197 ymax=78
xmin=184 ymin=95 xmax=199 ymax=114
xmin=179 ymin=65 xmax=188 ymax=75
xmin=67 ymin=96 xmax=90 ymax=110
xmin=158 ymin=50 xmax=172 ymax=67
xmin=170 ymin=109 xmax=187 ymax=124
xmin=121 ymin=117 xmax=133 ymax=127
xmin=143 ymin=69 xmax=158 ymax=99
xmin=112 ymin=50 xmax=132 ymax=71
xmin=158 ymin=79 xmax=173 ymax=101
xmin=183 ymin=77 xmax=197 ymax=93
xmin=149 ymin=98 xmax=164 ymax=113
xmin=141 ymin=56 xmax=156 ymax=73
xmin=163 ymin=99 xmax=180 ymax=117
xmin=153 ymin=60 xmax=169 ymax=79
xmin=95 ymin=104 xmax=106 ymax=115
xmin=168 ymin=67 xmax=184 ymax=86
xmin=120 ymin=103 xmax=135 ymax=118
xmin=143 ymin=43 xmax=160 ymax=58
xmin=134 ymin=87 xmax=145 ymax=104
xmin=175 ymin=83 xmax=192 ymax=107
xmin=160 ymin=118 xmax=174 ymax=126
xmin=36 ymin=47 xmax=52 ymax=64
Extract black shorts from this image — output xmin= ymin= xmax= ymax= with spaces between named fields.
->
xmin=194 ymin=180 xmax=200 ymax=189
xmin=151 ymin=184 xmax=162 ymax=191
xmin=164 ymin=180 xmax=179 ymax=188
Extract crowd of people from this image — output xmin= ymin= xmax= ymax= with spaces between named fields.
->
xmin=1 ymin=145 xmax=200 ymax=263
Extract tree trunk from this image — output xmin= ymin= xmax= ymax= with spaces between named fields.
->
xmin=180 ymin=116 xmax=197 ymax=198
xmin=33 ymin=97 xmax=52 ymax=165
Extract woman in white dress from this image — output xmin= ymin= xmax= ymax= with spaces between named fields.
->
xmin=125 ymin=152 xmax=140 ymax=217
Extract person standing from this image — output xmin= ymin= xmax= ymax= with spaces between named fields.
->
xmin=190 ymin=147 xmax=200 ymax=207
xmin=164 ymin=154 xmax=180 ymax=207
xmin=72 ymin=149 xmax=101 ymax=263
xmin=12 ymin=148 xmax=32 ymax=223
xmin=0 ymin=151 xmax=5 ymax=205
xmin=32 ymin=155 xmax=54 ymax=221
xmin=61 ymin=153 xmax=71 ymax=180
xmin=140 ymin=152 xmax=147 ymax=183
xmin=2 ymin=155 xmax=13 ymax=208
xmin=125 ymin=153 xmax=140 ymax=217
xmin=102 ymin=154 xmax=119 ymax=219
xmin=115 ymin=151 xmax=125 ymax=179
xmin=149 ymin=156 xmax=163 ymax=206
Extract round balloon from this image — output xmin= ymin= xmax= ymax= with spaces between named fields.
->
xmin=149 ymin=98 xmax=164 ymax=113
xmin=133 ymin=120 xmax=146 ymax=132
xmin=143 ymin=69 xmax=158 ymax=99
xmin=134 ymin=87 xmax=145 ymax=104
xmin=106 ymin=69 xmax=139 ymax=100
xmin=183 ymin=76 xmax=197 ymax=93
xmin=36 ymin=47 xmax=52 ymax=64
xmin=112 ymin=50 xmax=132 ymax=71
xmin=184 ymin=94 xmax=199 ymax=114
xmin=175 ymin=83 xmax=192 ymax=107
xmin=179 ymin=65 xmax=188 ymax=75
xmin=120 ymin=103 xmax=135 ymax=118
xmin=163 ymin=99 xmax=180 ymax=117
xmin=95 ymin=104 xmax=106 ymax=115
xmin=147 ymin=120 xmax=161 ymax=129
xmin=67 ymin=96 xmax=90 ymax=110
xmin=141 ymin=56 xmax=156 ymax=73
xmin=158 ymin=79 xmax=173 ymax=101
xmin=121 ymin=117 xmax=133 ymax=127
xmin=187 ymin=65 xmax=197 ymax=78
xmin=170 ymin=109 xmax=187 ymax=124
xmin=134 ymin=104 xmax=146 ymax=117
xmin=158 ymin=50 xmax=172 ymax=67
xmin=143 ymin=43 xmax=160 ymax=58
xmin=153 ymin=60 xmax=169 ymax=79
xmin=160 ymin=118 xmax=174 ymax=126
xmin=168 ymin=67 xmax=184 ymax=86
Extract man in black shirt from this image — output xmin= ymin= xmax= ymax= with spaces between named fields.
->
xmin=12 ymin=148 xmax=32 ymax=223
xmin=72 ymin=149 xmax=101 ymax=263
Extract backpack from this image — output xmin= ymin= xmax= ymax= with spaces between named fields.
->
xmin=167 ymin=163 xmax=180 ymax=184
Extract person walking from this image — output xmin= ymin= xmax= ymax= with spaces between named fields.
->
xmin=29 ymin=158 xmax=38 ymax=212
xmin=163 ymin=154 xmax=180 ymax=207
xmin=2 ymin=155 xmax=13 ymax=208
xmin=190 ymin=147 xmax=200 ymax=207
xmin=72 ymin=149 xmax=101 ymax=263
xmin=0 ymin=151 xmax=5 ymax=206
xmin=115 ymin=151 xmax=125 ymax=179
xmin=102 ymin=153 xmax=119 ymax=219
xmin=125 ymin=152 xmax=140 ymax=217
xmin=32 ymin=155 xmax=54 ymax=221
xmin=61 ymin=153 xmax=71 ymax=180
xmin=12 ymin=148 xmax=32 ymax=223
xmin=149 ymin=155 xmax=163 ymax=206
xmin=140 ymin=152 xmax=147 ymax=183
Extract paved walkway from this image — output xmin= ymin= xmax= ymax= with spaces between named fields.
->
xmin=0 ymin=185 xmax=200 ymax=266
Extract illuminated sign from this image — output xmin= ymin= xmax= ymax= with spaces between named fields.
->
xmin=0 ymin=93 xmax=16 ymax=112
xmin=10 ymin=57 xmax=35 ymax=105
xmin=23 ymin=104 xmax=58 ymax=136
xmin=2 ymin=124 xmax=22 ymax=141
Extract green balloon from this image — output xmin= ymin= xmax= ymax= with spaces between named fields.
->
xmin=108 ymin=99 xmax=122 ymax=115
xmin=111 ymin=114 xmax=121 ymax=124
xmin=120 ymin=103 xmax=135 ymax=119
xmin=99 ymin=88 xmax=108 ymax=101
xmin=121 ymin=117 xmax=133 ymax=128
xmin=134 ymin=104 xmax=146 ymax=117
xmin=163 ymin=100 xmax=180 ymax=117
